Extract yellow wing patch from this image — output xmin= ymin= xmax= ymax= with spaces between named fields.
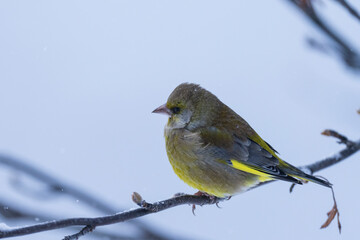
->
xmin=248 ymin=133 xmax=281 ymax=161
xmin=229 ymin=160 xmax=273 ymax=182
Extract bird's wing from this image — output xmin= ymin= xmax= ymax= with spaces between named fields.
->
xmin=199 ymin=127 xmax=302 ymax=184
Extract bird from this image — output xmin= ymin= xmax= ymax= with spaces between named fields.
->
xmin=152 ymin=83 xmax=331 ymax=198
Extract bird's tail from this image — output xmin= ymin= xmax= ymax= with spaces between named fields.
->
xmin=279 ymin=161 xmax=332 ymax=188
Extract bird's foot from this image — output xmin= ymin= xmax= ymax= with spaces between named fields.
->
xmin=192 ymin=191 xmax=221 ymax=215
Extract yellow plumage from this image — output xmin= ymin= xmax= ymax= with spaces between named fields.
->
xmin=153 ymin=83 xmax=331 ymax=198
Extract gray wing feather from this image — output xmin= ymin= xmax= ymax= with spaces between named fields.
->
xmin=233 ymin=136 xmax=279 ymax=167
xmin=200 ymin=131 xmax=301 ymax=184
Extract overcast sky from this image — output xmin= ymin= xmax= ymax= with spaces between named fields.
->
xmin=0 ymin=1 xmax=359 ymax=239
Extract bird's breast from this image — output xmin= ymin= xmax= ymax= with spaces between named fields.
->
xmin=164 ymin=126 xmax=203 ymax=162
xmin=163 ymin=125 xmax=261 ymax=197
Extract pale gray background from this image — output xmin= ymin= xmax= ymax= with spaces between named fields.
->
xmin=0 ymin=0 xmax=359 ymax=239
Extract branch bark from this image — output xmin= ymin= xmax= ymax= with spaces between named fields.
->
xmin=1 ymin=134 xmax=359 ymax=239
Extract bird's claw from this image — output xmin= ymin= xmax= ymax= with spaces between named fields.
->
xmin=192 ymin=204 xmax=196 ymax=215
xmin=191 ymin=191 xmax=223 ymax=214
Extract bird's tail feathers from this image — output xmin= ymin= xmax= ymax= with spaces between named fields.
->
xmin=290 ymin=173 xmax=332 ymax=188
xmin=280 ymin=162 xmax=332 ymax=188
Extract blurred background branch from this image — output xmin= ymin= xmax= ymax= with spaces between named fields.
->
xmin=288 ymin=0 xmax=360 ymax=70
xmin=333 ymin=0 xmax=360 ymax=21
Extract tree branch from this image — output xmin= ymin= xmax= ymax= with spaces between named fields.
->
xmin=0 ymin=194 xmax=215 ymax=239
xmin=305 ymin=138 xmax=359 ymax=174
xmin=334 ymin=0 xmax=360 ymax=22
xmin=0 ymin=198 xmax=135 ymax=240
xmin=0 ymin=155 xmax=171 ymax=240
xmin=1 ymin=132 xmax=359 ymax=239
xmin=287 ymin=0 xmax=360 ymax=70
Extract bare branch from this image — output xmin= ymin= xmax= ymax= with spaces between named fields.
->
xmin=321 ymin=129 xmax=354 ymax=146
xmin=333 ymin=0 xmax=360 ymax=22
xmin=304 ymin=139 xmax=360 ymax=174
xmin=1 ymin=133 xmax=359 ymax=239
xmin=0 ymin=194 xmax=215 ymax=239
xmin=63 ymin=225 xmax=95 ymax=240
xmin=0 ymin=155 xmax=172 ymax=240
xmin=287 ymin=0 xmax=360 ymax=70
xmin=0 ymin=198 xmax=144 ymax=240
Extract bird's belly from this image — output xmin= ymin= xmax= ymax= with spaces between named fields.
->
xmin=165 ymin=130 xmax=260 ymax=197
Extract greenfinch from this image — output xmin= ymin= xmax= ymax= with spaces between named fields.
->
xmin=153 ymin=83 xmax=331 ymax=198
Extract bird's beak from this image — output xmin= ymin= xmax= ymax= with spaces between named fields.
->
xmin=152 ymin=104 xmax=171 ymax=116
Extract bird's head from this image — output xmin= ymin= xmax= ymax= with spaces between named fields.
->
xmin=152 ymin=83 xmax=220 ymax=130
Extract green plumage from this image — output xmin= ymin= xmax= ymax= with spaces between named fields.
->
xmin=154 ymin=83 xmax=331 ymax=197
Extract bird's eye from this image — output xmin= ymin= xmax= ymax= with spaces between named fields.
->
xmin=171 ymin=107 xmax=181 ymax=114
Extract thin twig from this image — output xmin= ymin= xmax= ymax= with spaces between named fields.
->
xmin=321 ymin=129 xmax=354 ymax=146
xmin=63 ymin=225 xmax=95 ymax=240
xmin=320 ymin=182 xmax=341 ymax=233
xmin=304 ymin=139 xmax=360 ymax=174
xmin=1 ymin=135 xmax=359 ymax=239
